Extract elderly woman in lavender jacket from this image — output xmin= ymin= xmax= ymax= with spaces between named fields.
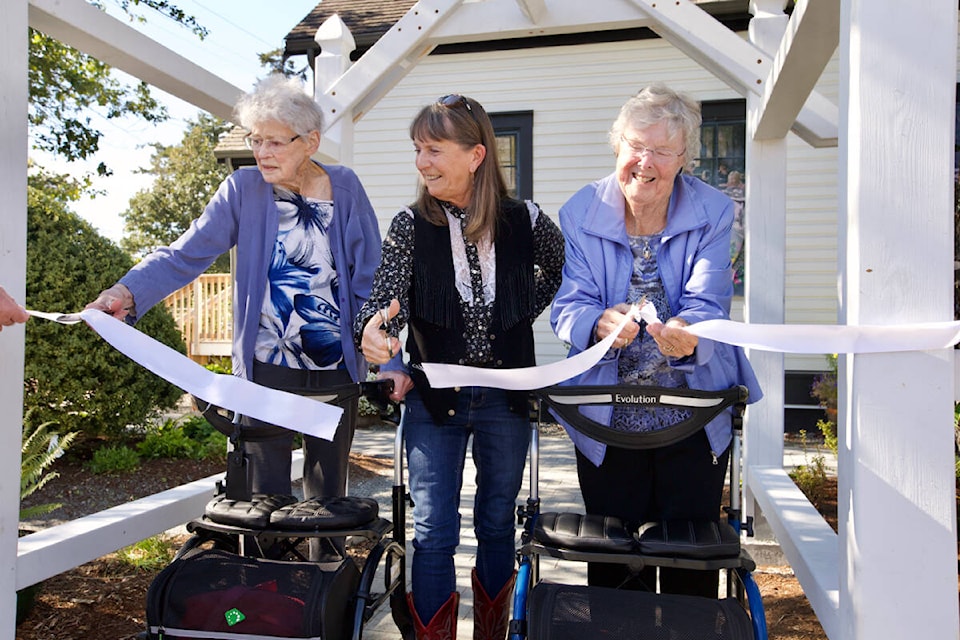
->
xmin=87 ymin=75 xmax=386 ymax=559
xmin=551 ymin=84 xmax=762 ymax=598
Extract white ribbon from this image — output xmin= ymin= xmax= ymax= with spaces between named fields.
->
xmin=687 ymin=319 xmax=960 ymax=354
xmin=28 ymin=309 xmax=344 ymax=440
xmin=421 ymin=302 xmax=960 ymax=391
xmin=422 ymin=307 xmax=643 ymax=391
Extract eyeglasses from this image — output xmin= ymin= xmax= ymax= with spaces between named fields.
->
xmin=244 ymin=134 xmax=301 ymax=152
xmin=620 ymin=134 xmax=685 ymax=161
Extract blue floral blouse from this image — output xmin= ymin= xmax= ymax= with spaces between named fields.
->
xmin=254 ymin=189 xmax=344 ymax=370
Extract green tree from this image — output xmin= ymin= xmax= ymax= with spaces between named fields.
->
xmin=28 ymin=1 xmax=205 ymax=165
xmin=258 ymin=48 xmax=309 ymax=80
xmin=24 ymin=169 xmax=185 ymax=440
xmin=121 ymin=114 xmax=232 ymax=271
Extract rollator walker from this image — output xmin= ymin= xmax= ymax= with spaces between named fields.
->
xmin=510 ymin=384 xmax=767 ymax=640
xmin=142 ymin=379 xmax=416 ymax=640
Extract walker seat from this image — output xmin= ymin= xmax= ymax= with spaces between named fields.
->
xmin=511 ymin=384 xmax=766 ymax=640
xmin=142 ymin=380 xmax=417 ymax=640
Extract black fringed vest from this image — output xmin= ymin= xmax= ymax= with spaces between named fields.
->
xmin=407 ymin=199 xmax=537 ymax=424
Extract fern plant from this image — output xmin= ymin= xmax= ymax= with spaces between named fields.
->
xmin=20 ymin=421 xmax=76 ymax=520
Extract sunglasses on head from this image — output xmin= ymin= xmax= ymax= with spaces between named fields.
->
xmin=438 ymin=94 xmax=473 ymax=112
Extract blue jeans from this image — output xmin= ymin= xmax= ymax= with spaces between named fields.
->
xmin=404 ymin=387 xmax=530 ymax=622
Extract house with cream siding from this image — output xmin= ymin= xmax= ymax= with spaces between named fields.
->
xmin=275 ymin=0 xmax=842 ymax=430
xmin=4 ymin=2 xmax=957 ymax=638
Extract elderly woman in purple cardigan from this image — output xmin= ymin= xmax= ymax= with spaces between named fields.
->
xmin=86 ymin=75 xmax=388 ymax=559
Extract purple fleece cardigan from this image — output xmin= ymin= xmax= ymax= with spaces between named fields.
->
xmin=119 ymin=163 xmax=382 ymax=383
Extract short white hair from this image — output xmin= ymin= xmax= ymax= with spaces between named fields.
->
xmin=608 ymin=83 xmax=701 ymax=167
xmin=233 ymin=74 xmax=324 ymax=135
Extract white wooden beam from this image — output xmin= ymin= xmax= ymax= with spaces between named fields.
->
xmin=1 ymin=3 xmax=29 ymax=633
xmin=17 ymin=474 xmax=221 ymax=589
xmin=314 ymin=15 xmax=357 ymax=163
xmin=318 ymin=0 xmax=467 ymax=130
xmin=431 ymin=0 xmax=653 ymax=45
xmin=27 ymin=0 xmax=245 ymax=122
xmin=742 ymin=0 xmax=787 ymax=527
xmin=748 ymin=467 xmax=840 ymax=638
xmin=838 ymin=0 xmax=959 ymax=637
xmin=514 ymin=0 xmax=548 ymax=23
xmin=631 ymin=0 xmax=838 ymax=147
xmin=754 ymin=0 xmax=841 ymax=140
xmin=17 ymin=450 xmax=306 ymax=589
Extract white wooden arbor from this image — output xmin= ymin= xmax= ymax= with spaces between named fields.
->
xmin=1 ymin=1 xmax=957 ymax=638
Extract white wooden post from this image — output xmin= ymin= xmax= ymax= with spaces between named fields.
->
xmin=743 ymin=0 xmax=788 ymax=516
xmin=0 ymin=1 xmax=28 ymax=636
xmin=838 ymin=1 xmax=959 ymax=638
xmin=314 ymin=15 xmax=357 ymax=165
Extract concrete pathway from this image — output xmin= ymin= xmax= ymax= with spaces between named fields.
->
xmin=349 ymin=424 xmax=585 ymax=639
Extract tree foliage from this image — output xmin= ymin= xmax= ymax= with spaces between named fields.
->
xmin=121 ymin=113 xmax=232 ymax=271
xmin=258 ymin=48 xmax=310 ymax=81
xmin=28 ymin=1 xmax=206 ymax=165
xmin=28 ymin=29 xmax=167 ymax=165
xmin=24 ymin=169 xmax=185 ymax=440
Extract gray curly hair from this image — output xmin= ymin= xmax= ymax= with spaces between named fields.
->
xmin=608 ymin=83 xmax=701 ymax=167
xmin=233 ymin=74 xmax=324 ymax=135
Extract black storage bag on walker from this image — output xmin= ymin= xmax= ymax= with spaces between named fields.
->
xmin=145 ymin=547 xmax=360 ymax=640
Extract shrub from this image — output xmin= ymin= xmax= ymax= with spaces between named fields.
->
xmin=138 ymin=415 xmax=227 ymax=461
xmin=137 ymin=418 xmax=203 ymax=459
xmin=810 ymin=354 xmax=838 ymax=455
xmin=179 ymin=414 xmax=228 ymax=461
xmin=86 ymin=445 xmax=141 ymax=474
xmin=23 ymin=170 xmax=186 ymax=440
xmin=788 ymin=430 xmax=830 ymax=509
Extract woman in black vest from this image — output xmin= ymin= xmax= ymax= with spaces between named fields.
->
xmin=356 ymin=95 xmax=564 ymax=640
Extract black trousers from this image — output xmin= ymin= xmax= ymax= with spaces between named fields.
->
xmin=244 ymin=361 xmax=358 ymax=560
xmin=575 ymin=430 xmax=730 ymax=598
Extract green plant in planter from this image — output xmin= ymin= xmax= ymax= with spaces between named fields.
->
xmin=810 ymin=354 xmax=838 ymax=455
xmin=788 ymin=429 xmax=830 ymax=509
xmin=20 ymin=420 xmax=76 ymax=519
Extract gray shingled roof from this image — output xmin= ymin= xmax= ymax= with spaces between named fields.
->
xmin=213 ymin=125 xmax=251 ymax=160
xmin=283 ymin=1 xmax=756 ymax=59
xmin=284 ymin=0 xmax=416 ymax=57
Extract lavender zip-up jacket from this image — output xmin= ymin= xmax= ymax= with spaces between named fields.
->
xmin=550 ymin=172 xmax=763 ymax=466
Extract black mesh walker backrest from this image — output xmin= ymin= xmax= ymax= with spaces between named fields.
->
xmin=534 ymin=385 xmax=748 ymax=450
xmin=193 ymin=379 xmax=397 ymax=440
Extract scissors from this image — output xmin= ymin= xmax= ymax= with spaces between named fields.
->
xmin=379 ymin=307 xmax=394 ymax=358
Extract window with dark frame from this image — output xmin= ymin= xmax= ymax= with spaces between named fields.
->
xmin=490 ymin=111 xmax=534 ymax=200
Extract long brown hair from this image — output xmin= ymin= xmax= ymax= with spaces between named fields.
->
xmin=409 ymin=95 xmax=508 ymax=243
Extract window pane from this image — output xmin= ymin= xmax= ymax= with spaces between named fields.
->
xmin=502 ymin=166 xmax=517 ymax=195
xmin=491 ymin=111 xmax=533 ymax=200
xmin=496 ymin=132 xmax=519 ymax=199
xmin=699 ymin=126 xmax=716 ymax=159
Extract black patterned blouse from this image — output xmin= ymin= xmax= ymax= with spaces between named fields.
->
xmin=355 ymin=201 xmax=565 ymax=365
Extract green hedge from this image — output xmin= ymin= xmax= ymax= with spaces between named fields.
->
xmin=23 ymin=174 xmax=185 ymax=439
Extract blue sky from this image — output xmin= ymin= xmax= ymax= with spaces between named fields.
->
xmin=34 ymin=0 xmax=320 ymax=242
